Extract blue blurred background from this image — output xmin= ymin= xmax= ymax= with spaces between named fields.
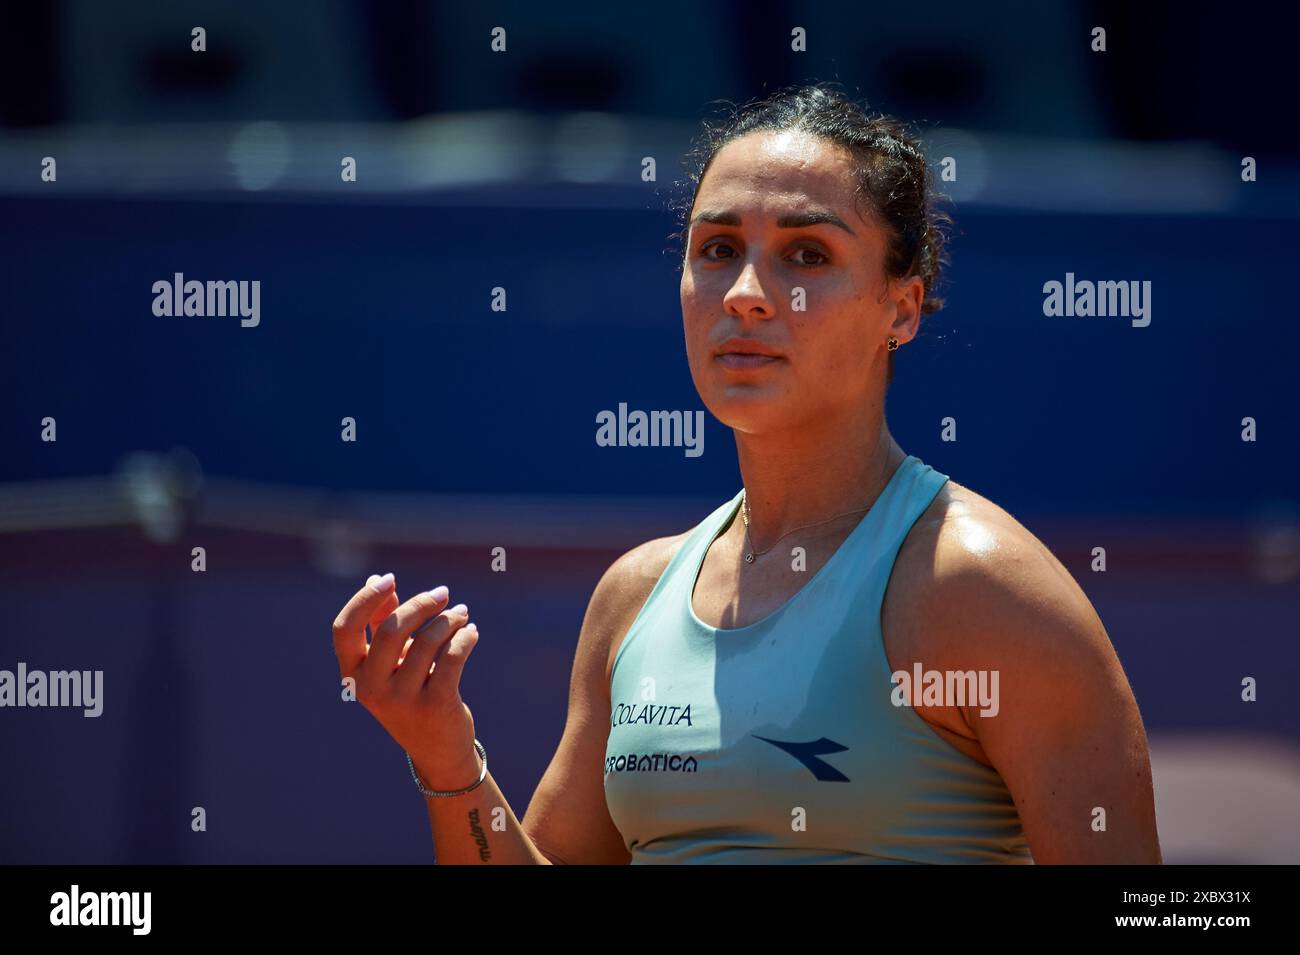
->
xmin=1 ymin=0 xmax=1297 ymax=863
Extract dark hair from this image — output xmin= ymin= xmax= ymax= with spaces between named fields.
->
xmin=673 ymin=82 xmax=951 ymax=386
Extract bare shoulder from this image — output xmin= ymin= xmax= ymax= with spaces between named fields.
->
xmin=884 ymin=476 xmax=1113 ymax=685
xmin=591 ymin=530 xmax=693 ymax=690
xmin=885 ymin=478 xmax=1160 ymax=861
xmin=902 ymin=477 xmax=1094 ymax=596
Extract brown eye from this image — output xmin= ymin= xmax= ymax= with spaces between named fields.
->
xmin=701 ymin=240 xmax=736 ymax=260
xmin=792 ymin=247 xmax=828 ymax=266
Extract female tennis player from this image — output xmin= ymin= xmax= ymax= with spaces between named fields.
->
xmin=331 ymin=83 xmax=1162 ymax=864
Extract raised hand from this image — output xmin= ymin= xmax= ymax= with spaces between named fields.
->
xmin=333 ymin=573 xmax=482 ymax=790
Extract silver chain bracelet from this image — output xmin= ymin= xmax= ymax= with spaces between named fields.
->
xmin=406 ymin=740 xmax=487 ymax=798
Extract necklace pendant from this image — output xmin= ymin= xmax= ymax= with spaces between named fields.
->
xmin=745 ymin=553 xmax=754 ymax=563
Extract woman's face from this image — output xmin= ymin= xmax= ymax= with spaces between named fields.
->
xmin=680 ymin=128 xmax=922 ymax=435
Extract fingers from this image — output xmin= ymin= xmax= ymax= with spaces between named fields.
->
xmin=425 ymin=621 xmax=480 ymax=704
xmin=366 ymin=587 xmax=452 ymax=675
xmin=333 ymin=573 xmax=398 ymax=676
xmin=367 ymin=585 xmax=401 ymax=648
xmin=392 ymin=602 xmax=470 ymax=695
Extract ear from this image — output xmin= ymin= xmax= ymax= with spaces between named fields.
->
xmin=887 ymin=275 xmax=925 ymax=345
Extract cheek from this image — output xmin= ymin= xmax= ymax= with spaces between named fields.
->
xmin=680 ymin=257 xmax=705 ymax=297
xmin=679 ymin=272 xmax=697 ymax=319
xmin=680 ymin=283 xmax=709 ymax=338
xmin=790 ymin=306 xmax=872 ymax=384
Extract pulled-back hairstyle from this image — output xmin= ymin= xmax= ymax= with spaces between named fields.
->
xmin=674 ymin=82 xmax=952 ymax=386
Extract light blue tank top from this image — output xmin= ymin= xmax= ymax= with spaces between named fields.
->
xmin=604 ymin=454 xmax=1033 ymax=864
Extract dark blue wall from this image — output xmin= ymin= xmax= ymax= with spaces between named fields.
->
xmin=4 ymin=191 xmax=1296 ymax=515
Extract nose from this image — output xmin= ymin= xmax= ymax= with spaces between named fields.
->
xmin=722 ymin=260 xmax=776 ymax=322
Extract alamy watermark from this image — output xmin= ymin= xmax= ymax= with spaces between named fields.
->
xmin=0 ymin=662 xmax=103 ymax=717
xmin=1042 ymin=272 xmax=1151 ymax=327
xmin=890 ymin=663 xmax=1000 ymax=718
xmin=152 ymin=273 xmax=260 ymax=327
xmin=50 ymin=885 xmax=150 ymax=935
xmin=596 ymin=402 xmax=704 ymax=457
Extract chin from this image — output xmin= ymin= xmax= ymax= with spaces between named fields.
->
xmin=700 ymin=386 xmax=792 ymax=434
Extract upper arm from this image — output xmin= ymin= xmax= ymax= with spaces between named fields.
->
xmin=521 ymin=534 xmax=685 ymax=865
xmin=905 ymin=519 xmax=1162 ymax=864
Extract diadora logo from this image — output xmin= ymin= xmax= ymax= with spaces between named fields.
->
xmin=752 ymin=735 xmax=850 ymax=781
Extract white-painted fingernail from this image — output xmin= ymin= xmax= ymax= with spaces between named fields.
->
xmin=428 ymin=585 xmax=449 ymax=602
xmin=449 ymin=603 xmax=468 ymax=616
xmin=370 ymin=572 xmax=395 ymax=594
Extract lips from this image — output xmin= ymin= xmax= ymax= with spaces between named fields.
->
xmin=716 ymin=352 xmax=781 ymax=370
xmin=715 ymin=337 xmax=785 ymax=360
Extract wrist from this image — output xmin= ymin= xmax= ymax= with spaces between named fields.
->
xmin=411 ymin=746 xmax=483 ymax=796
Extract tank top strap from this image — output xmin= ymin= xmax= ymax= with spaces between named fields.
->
xmin=835 ymin=455 xmax=950 ymax=662
xmin=612 ymin=489 xmax=744 ymax=674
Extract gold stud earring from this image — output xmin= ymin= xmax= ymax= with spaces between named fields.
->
xmin=886 ymin=337 xmax=899 ymax=352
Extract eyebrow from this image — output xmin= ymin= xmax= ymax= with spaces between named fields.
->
xmin=689 ymin=208 xmax=857 ymax=236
